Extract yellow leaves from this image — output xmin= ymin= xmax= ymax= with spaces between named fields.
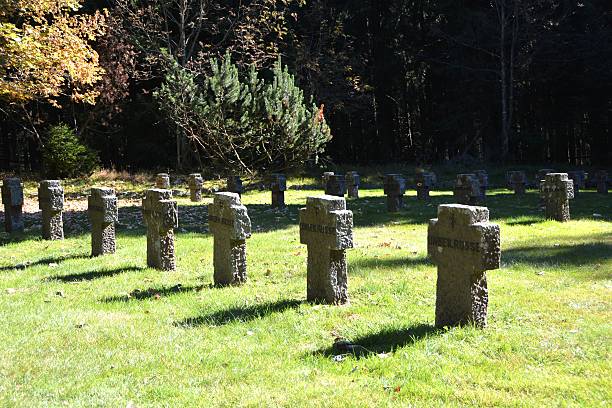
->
xmin=0 ymin=0 xmax=107 ymax=106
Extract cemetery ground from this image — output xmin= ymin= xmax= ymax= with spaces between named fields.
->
xmin=0 ymin=168 xmax=611 ymax=407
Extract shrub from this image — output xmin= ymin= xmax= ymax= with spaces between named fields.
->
xmin=154 ymin=53 xmax=332 ymax=174
xmin=42 ymin=124 xmax=99 ymax=178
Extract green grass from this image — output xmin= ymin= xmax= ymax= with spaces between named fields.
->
xmin=0 ymin=179 xmax=610 ymax=407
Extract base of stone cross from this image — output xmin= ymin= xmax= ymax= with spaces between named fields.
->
xmin=42 ymin=212 xmax=64 ymax=240
xmin=147 ymin=230 xmax=176 ymax=270
xmin=92 ymin=222 xmax=116 ymax=256
xmin=512 ymin=184 xmax=526 ymax=195
xmin=271 ymin=191 xmax=285 ymax=208
xmin=4 ymin=207 xmax=24 ymax=232
xmin=545 ymin=201 xmax=571 ymax=222
xmin=306 ymin=249 xmax=348 ymax=304
xmin=214 ymin=238 xmax=247 ymax=286
xmin=435 ymin=262 xmax=488 ymax=328
xmin=386 ymin=195 xmax=403 ymax=212
xmin=190 ymin=190 xmax=202 ymax=202
xmin=416 ymin=188 xmax=430 ymax=200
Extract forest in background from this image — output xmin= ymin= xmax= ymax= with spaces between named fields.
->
xmin=1 ymin=0 xmax=611 ymax=172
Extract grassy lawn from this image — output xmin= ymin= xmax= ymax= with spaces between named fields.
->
xmin=0 ymin=175 xmax=610 ymax=407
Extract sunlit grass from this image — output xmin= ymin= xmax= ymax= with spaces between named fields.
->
xmin=0 ymin=177 xmax=610 ymax=406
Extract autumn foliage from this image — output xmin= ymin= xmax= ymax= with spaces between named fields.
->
xmin=0 ymin=0 xmax=106 ymax=106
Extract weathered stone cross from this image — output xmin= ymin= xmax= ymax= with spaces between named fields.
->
xmin=453 ymin=174 xmax=481 ymax=205
xmin=383 ymin=174 xmax=406 ymax=212
xmin=540 ymin=173 xmax=574 ymax=222
xmin=594 ymin=170 xmax=608 ymax=194
xmin=269 ymin=173 xmax=287 ymax=208
xmin=142 ymin=189 xmax=178 ymax=270
xmin=208 ymin=192 xmax=252 ymax=286
xmin=88 ymin=187 xmax=118 ymax=256
xmin=507 ymin=171 xmax=527 ymax=195
xmin=325 ymin=174 xmax=346 ymax=197
xmin=415 ymin=171 xmax=436 ymax=200
xmin=227 ymin=175 xmax=243 ymax=197
xmin=428 ymin=204 xmax=501 ymax=328
xmin=299 ymin=195 xmax=353 ymax=304
xmin=346 ymin=171 xmax=360 ymax=198
xmin=2 ymin=177 xmax=24 ymax=233
xmin=188 ymin=173 xmax=203 ymax=202
xmin=38 ymin=180 xmax=64 ymax=240
xmin=156 ymin=173 xmax=170 ymax=189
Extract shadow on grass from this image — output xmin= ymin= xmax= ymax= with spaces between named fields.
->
xmin=504 ymin=241 xmax=612 ymax=269
xmin=102 ymin=283 xmax=207 ymax=302
xmin=314 ymin=324 xmax=440 ymax=360
xmin=175 ymin=298 xmax=303 ymax=327
xmin=47 ymin=266 xmax=144 ymax=282
xmin=0 ymin=252 xmax=90 ymax=271
xmin=351 ymin=255 xmax=431 ymax=271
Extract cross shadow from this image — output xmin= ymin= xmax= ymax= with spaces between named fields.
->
xmin=314 ymin=324 xmax=440 ymax=360
xmin=0 ymin=253 xmax=90 ymax=271
xmin=350 ymin=255 xmax=431 ymax=271
xmin=175 ymin=298 xmax=303 ymax=327
xmin=46 ymin=266 xmax=144 ymax=282
xmin=101 ymin=283 xmax=207 ymax=302
xmin=504 ymin=240 xmax=612 ymax=271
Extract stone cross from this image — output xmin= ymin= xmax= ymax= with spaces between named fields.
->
xmin=415 ymin=171 xmax=436 ymax=200
xmin=507 ymin=171 xmax=527 ymax=195
xmin=473 ymin=170 xmax=488 ymax=199
xmin=322 ymin=172 xmax=335 ymax=187
xmin=540 ymin=173 xmax=574 ymax=222
xmin=142 ymin=189 xmax=178 ymax=270
xmin=567 ymin=171 xmax=586 ymax=196
xmin=299 ymin=195 xmax=353 ymax=304
xmin=269 ymin=173 xmax=287 ymax=208
xmin=88 ymin=187 xmax=118 ymax=256
xmin=325 ymin=174 xmax=346 ymax=197
xmin=428 ymin=204 xmax=501 ymax=328
xmin=38 ymin=180 xmax=64 ymax=240
xmin=156 ymin=173 xmax=170 ymax=189
xmin=594 ymin=170 xmax=608 ymax=194
xmin=1 ymin=177 xmax=24 ymax=233
xmin=346 ymin=171 xmax=360 ymax=198
xmin=188 ymin=173 xmax=204 ymax=202
xmin=383 ymin=174 xmax=406 ymax=212
xmin=208 ymin=192 xmax=252 ymax=286
xmin=227 ymin=175 xmax=243 ymax=196
xmin=453 ymin=174 xmax=481 ymax=205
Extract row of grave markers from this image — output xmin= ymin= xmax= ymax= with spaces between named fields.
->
xmin=0 ymin=177 xmax=504 ymax=328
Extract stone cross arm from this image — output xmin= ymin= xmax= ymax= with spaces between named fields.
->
xmin=2 ymin=178 xmax=24 ymax=206
xmin=427 ymin=205 xmax=500 ymax=272
xmin=38 ymin=181 xmax=64 ymax=211
xmin=299 ymin=196 xmax=353 ymax=250
xmin=88 ymin=187 xmax=118 ymax=224
xmin=208 ymin=192 xmax=252 ymax=240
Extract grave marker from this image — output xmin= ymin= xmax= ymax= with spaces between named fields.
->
xmin=1 ymin=177 xmax=24 ymax=232
xmin=325 ymin=174 xmax=346 ymax=197
xmin=208 ymin=192 xmax=252 ymax=286
xmin=540 ymin=173 xmax=574 ymax=222
xmin=594 ymin=170 xmax=608 ymax=194
xmin=507 ymin=171 xmax=527 ymax=195
xmin=156 ymin=173 xmax=170 ymax=189
xmin=453 ymin=174 xmax=481 ymax=205
xmin=38 ymin=180 xmax=64 ymax=240
xmin=415 ymin=171 xmax=436 ymax=200
xmin=88 ymin=187 xmax=118 ymax=256
xmin=269 ymin=174 xmax=287 ymax=208
xmin=322 ymin=172 xmax=334 ymax=187
xmin=428 ymin=204 xmax=501 ymax=328
xmin=299 ymin=195 xmax=353 ymax=304
xmin=346 ymin=171 xmax=360 ymax=198
xmin=142 ymin=189 xmax=178 ymax=270
xmin=227 ymin=176 xmax=243 ymax=196
xmin=567 ymin=171 xmax=586 ymax=196
xmin=473 ymin=170 xmax=488 ymax=199
xmin=383 ymin=174 xmax=406 ymax=212
xmin=188 ymin=173 xmax=204 ymax=202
